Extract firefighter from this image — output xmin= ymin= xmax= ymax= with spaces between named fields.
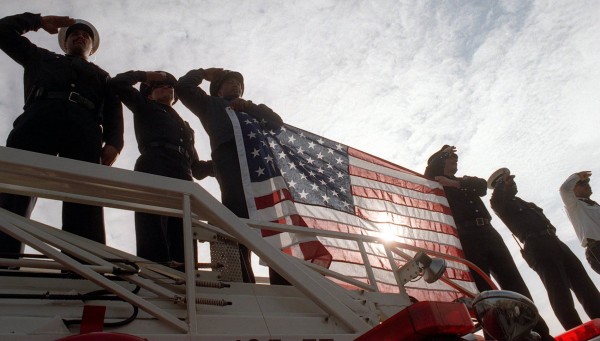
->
xmin=0 ymin=13 xmax=123 ymax=256
xmin=175 ymin=68 xmax=286 ymax=284
xmin=490 ymin=168 xmax=600 ymax=331
xmin=560 ymin=171 xmax=600 ymax=275
xmin=425 ymin=146 xmax=554 ymax=340
xmin=109 ymin=70 xmax=213 ymax=268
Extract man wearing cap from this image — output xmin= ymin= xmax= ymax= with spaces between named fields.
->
xmin=560 ymin=171 xmax=600 ymax=275
xmin=109 ymin=70 xmax=213 ymax=268
xmin=490 ymin=168 xmax=600 ymax=331
xmin=425 ymin=146 xmax=554 ymax=341
xmin=0 ymin=13 xmax=123 ymax=256
xmin=176 ymin=67 xmax=284 ymax=284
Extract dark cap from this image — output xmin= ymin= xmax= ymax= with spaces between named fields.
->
xmin=209 ymin=70 xmax=244 ymax=97
xmin=487 ymin=168 xmax=511 ymax=189
xmin=140 ymin=71 xmax=178 ymax=104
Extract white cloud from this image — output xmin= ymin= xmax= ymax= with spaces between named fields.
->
xmin=1 ymin=0 xmax=599 ymax=335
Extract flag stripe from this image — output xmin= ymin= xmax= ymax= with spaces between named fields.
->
xmin=349 ymin=164 xmax=446 ymax=198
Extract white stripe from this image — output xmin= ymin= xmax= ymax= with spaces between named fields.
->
xmin=263 ymin=231 xmax=316 ymax=249
xmin=227 ymin=109 xmax=258 ymax=213
xmin=250 ymin=176 xmax=289 ymax=197
xmin=349 ymin=155 xmax=443 ymax=190
xmin=250 ymin=199 xmax=298 ymax=221
xmin=350 ymin=175 xmax=450 ymax=207
xmin=353 ymin=196 xmax=456 ymax=226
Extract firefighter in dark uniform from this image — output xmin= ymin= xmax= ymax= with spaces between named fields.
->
xmin=109 ymin=70 xmax=214 ymax=268
xmin=489 ymin=168 xmax=600 ymax=331
xmin=0 ymin=13 xmax=123 ymax=256
xmin=425 ymin=145 xmax=554 ymax=341
xmin=176 ymin=68 xmax=286 ymax=284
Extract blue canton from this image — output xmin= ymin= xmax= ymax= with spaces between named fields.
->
xmin=237 ymin=112 xmax=354 ymax=213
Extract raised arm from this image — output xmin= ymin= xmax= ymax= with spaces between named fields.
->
xmin=560 ymin=171 xmax=590 ymax=207
xmin=175 ymin=68 xmax=212 ymax=117
xmin=490 ymin=175 xmax=513 ymax=214
xmin=108 ymin=71 xmax=149 ymax=112
xmin=0 ymin=13 xmax=74 ymax=66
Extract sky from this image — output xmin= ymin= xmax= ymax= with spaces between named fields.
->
xmin=1 ymin=0 xmax=599 ymax=336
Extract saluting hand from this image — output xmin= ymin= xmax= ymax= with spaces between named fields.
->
xmin=442 ymin=145 xmax=457 ymax=155
xmin=577 ymin=171 xmax=592 ymax=181
xmin=40 ymin=15 xmax=76 ymax=34
xmin=145 ymin=71 xmax=167 ymax=83
xmin=203 ymin=68 xmax=224 ymax=82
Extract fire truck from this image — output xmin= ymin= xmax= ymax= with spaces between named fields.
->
xmin=0 ymin=147 xmax=597 ymax=341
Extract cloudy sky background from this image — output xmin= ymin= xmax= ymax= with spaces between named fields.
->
xmin=1 ymin=0 xmax=599 ymax=335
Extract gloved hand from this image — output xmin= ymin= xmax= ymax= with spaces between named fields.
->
xmin=192 ymin=160 xmax=215 ymax=180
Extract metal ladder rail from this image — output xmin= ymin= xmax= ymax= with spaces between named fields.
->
xmin=0 ymin=147 xmax=373 ymax=334
xmin=0 ymin=209 xmax=189 ymax=332
xmin=243 ymin=218 xmax=492 ymax=295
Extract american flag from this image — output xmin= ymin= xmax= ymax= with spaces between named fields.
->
xmin=227 ymin=109 xmax=477 ymax=301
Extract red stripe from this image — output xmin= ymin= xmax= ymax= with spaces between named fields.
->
xmin=353 ymin=206 xmax=458 ymax=237
xmin=349 ymin=165 xmax=445 ymax=197
xmin=261 ymin=214 xmax=306 ymax=237
xmin=405 ymin=287 xmax=465 ymax=302
xmin=254 ymin=188 xmax=293 ymax=210
xmin=323 ymin=248 xmax=473 ymax=281
xmin=301 ymin=216 xmax=464 ymax=258
xmin=333 ymin=280 xmax=466 ymax=302
xmin=298 ymin=210 xmax=457 ymax=238
xmin=352 ymin=185 xmax=453 ymax=215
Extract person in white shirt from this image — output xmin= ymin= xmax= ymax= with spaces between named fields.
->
xmin=560 ymin=171 xmax=600 ymax=274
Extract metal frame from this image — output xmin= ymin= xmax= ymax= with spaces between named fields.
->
xmin=0 ymin=146 xmax=492 ymax=337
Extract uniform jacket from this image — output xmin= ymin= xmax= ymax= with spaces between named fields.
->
xmin=109 ymin=70 xmax=209 ymax=176
xmin=175 ymin=68 xmax=283 ymax=153
xmin=560 ymin=173 xmax=600 ymax=246
xmin=424 ymin=151 xmax=491 ymax=225
xmin=0 ymin=13 xmax=124 ymax=151
xmin=490 ymin=180 xmax=556 ymax=243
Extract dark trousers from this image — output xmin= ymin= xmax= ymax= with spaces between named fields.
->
xmin=0 ymin=103 xmax=105 ymax=258
xmin=585 ymin=240 xmax=600 ymax=275
xmin=457 ymin=224 xmax=553 ymax=341
xmin=134 ymin=150 xmax=193 ymax=269
xmin=213 ymin=142 xmax=290 ymax=285
xmin=523 ymin=235 xmax=600 ymax=330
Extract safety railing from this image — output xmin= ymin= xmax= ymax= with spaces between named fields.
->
xmin=0 ymin=146 xmax=491 ymax=335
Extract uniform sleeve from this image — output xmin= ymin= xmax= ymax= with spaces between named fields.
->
xmin=490 ymin=179 xmax=510 ymax=215
xmin=458 ymin=176 xmax=488 ymax=197
xmin=101 ymin=82 xmax=124 ymax=152
xmin=108 ymin=70 xmax=147 ymax=114
xmin=560 ymin=173 xmax=580 ymax=208
xmin=175 ymin=69 xmax=211 ymax=119
xmin=0 ymin=13 xmax=42 ymax=66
